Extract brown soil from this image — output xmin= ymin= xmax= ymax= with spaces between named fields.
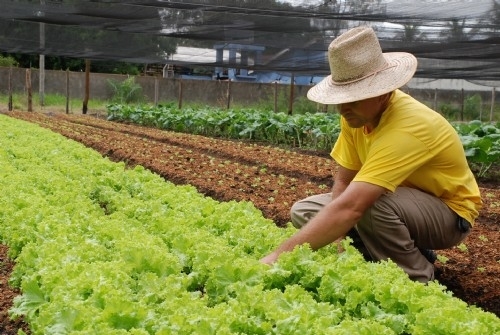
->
xmin=1 ymin=111 xmax=499 ymax=333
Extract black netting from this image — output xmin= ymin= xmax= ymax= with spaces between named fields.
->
xmin=1 ymin=0 xmax=500 ymax=83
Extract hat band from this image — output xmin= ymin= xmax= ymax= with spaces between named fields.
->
xmin=330 ymin=63 xmax=397 ymax=86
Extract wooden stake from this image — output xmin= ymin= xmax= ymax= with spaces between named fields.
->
xmin=491 ymin=87 xmax=495 ymax=122
xmin=83 ymin=59 xmax=90 ymax=114
xmin=226 ymin=79 xmax=231 ymax=110
xmin=433 ymin=88 xmax=438 ymax=111
xmin=154 ymin=77 xmax=159 ymax=106
xmin=66 ymin=68 xmax=70 ymax=114
xmin=274 ymin=82 xmax=278 ymax=112
xmin=460 ymin=88 xmax=464 ymax=121
xmin=26 ymin=69 xmax=32 ymax=112
xmin=288 ymin=73 xmax=294 ymax=115
xmin=178 ymin=78 xmax=183 ymax=109
xmin=8 ymin=66 xmax=12 ymax=111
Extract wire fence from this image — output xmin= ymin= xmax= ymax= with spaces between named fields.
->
xmin=0 ymin=66 xmax=499 ymax=122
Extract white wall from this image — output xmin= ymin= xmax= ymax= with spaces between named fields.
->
xmin=408 ymin=78 xmax=500 ymax=92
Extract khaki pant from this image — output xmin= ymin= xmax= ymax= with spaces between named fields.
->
xmin=290 ymin=187 xmax=470 ymax=283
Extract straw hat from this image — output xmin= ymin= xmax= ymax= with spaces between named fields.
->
xmin=307 ymin=26 xmax=417 ymax=104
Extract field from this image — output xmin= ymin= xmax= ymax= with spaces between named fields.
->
xmin=0 ymin=111 xmax=499 ymax=333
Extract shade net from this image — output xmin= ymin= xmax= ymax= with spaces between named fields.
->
xmin=1 ymin=0 xmax=500 ymax=83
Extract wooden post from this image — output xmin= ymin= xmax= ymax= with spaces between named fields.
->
xmin=226 ymin=79 xmax=231 ymax=110
xmin=178 ymin=78 xmax=183 ymax=109
xmin=274 ymin=82 xmax=278 ymax=112
xmin=66 ymin=68 xmax=70 ymax=114
xmin=460 ymin=88 xmax=464 ymax=121
xmin=433 ymin=88 xmax=438 ymax=111
xmin=82 ymin=59 xmax=90 ymax=114
xmin=8 ymin=66 xmax=13 ymax=111
xmin=491 ymin=87 xmax=495 ymax=122
xmin=154 ymin=77 xmax=159 ymax=106
xmin=26 ymin=69 xmax=32 ymax=112
xmin=288 ymin=73 xmax=294 ymax=115
xmin=479 ymin=97 xmax=483 ymax=121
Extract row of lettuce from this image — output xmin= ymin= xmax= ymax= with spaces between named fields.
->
xmin=107 ymin=104 xmax=500 ymax=177
xmin=1 ymin=114 xmax=499 ymax=334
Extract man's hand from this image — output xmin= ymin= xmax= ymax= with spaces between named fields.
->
xmin=258 ymin=181 xmax=385 ymax=265
xmin=259 ymin=252 xmax=279 ymax=265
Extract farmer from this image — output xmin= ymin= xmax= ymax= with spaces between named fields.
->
xmin=260 ymin=26 xmax=482 ymax=283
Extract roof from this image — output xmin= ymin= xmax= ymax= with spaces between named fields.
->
xmin=1 ymin=0 xmax=499 ymax=83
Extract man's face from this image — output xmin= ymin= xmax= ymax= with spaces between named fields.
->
xmin=338 ymin=95 xmax=387 ymax=130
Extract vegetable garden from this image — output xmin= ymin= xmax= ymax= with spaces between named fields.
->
xmin=0 ymin=107 xmax=499 ymax=334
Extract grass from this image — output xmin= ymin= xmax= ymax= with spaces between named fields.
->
xmin=0 ymin=92 xmax=109 ymax=115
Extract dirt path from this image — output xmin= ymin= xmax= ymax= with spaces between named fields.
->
xmin=1 ymin=112 xmax=499 ymax=333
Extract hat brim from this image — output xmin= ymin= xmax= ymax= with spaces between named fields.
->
xmin=307 ymin=52 xmax=417 ymax=105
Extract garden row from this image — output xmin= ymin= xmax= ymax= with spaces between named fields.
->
xmin=1 ymin=113 xmax=499 ymax=334
xmin=106 ymin=103 xmax=342 ymax=152
xmin=10 ymin=112 xmax=333 ymax=226
xmin=7 ymin=111 xmax=500 ymax=318
xmin=106 ymin=104 xmax=500 ymax=178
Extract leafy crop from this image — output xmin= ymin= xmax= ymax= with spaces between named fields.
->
xmin=453 ymin=120 xmax=500 ymax=177
xmin=107 ymin=104 xmax=341 ymax=152
xmin=0 ymin=115 xmax=499 ymax=334
xmin=107 ymin=105 xmax=500 ymax=177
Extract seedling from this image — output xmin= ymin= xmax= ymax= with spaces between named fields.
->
xmin=456 ymin=243 xmax=468 ymax=252
xmin=437 ymin=254 xmax=449 ymax=264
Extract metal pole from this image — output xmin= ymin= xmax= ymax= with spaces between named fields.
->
xmin=39 ymin=0 xmax=45 ymax=107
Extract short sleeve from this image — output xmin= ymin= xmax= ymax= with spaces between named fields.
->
xmin=330 ymin=118 xmax=362 ymax=171
xmin=353 ymin=131 xmax=430 ymax=191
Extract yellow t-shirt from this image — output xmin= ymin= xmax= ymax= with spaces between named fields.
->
xmin=331 ymin=90 xmax=482 ymax=224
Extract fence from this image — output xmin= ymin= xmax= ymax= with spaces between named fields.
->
xmin=0 ymin=66 xmax=499 ymax=122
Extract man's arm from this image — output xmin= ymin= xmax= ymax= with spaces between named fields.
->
xmin=330 ymin=166 xmax=358 ymax=244
xmin=331 ymin=166 xmax=358 ymax=199
xmin=260 ymin=180 xmax=386 ymax=264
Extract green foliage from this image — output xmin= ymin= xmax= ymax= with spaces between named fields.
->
xmin=439 ymin=95 xmax=485 ymax=121
xmin=0 ymin=55 xmax=18 ymax=67
xmin=107 ymin=103 xmax=341 ymax=151
xmin=91 ymin=60 xmax=142 ymax=75
xmin=106 ymin=104 xmax=500 ymax=177
xmin=255 ymin=87 xmax=318 ymax=115
xmin=1 ymin=114 xmax=499 ymax=334
xmin=464 ymin=94 xmax=482 ymax=120
xmin=1 ymin=53 xmax=145 ymax=73
xmin=292 ymin=95 xmax=321 ymax=114
xmin=453 ymin=120 xmax=500 ymax=177
xmin=439 ymin=102 xmax=461 ymax=121
xmin=107 ymin=76 xmax=144 ymax=104
xmin=0 ymin=92 xmax=108 ymax=113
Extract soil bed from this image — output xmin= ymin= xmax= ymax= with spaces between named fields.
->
xmin=1 ymin=112 xmax=499 ymax=333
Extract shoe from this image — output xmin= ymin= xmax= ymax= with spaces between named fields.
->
xmin=419 ymin=248 xmax=437 ymax=264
